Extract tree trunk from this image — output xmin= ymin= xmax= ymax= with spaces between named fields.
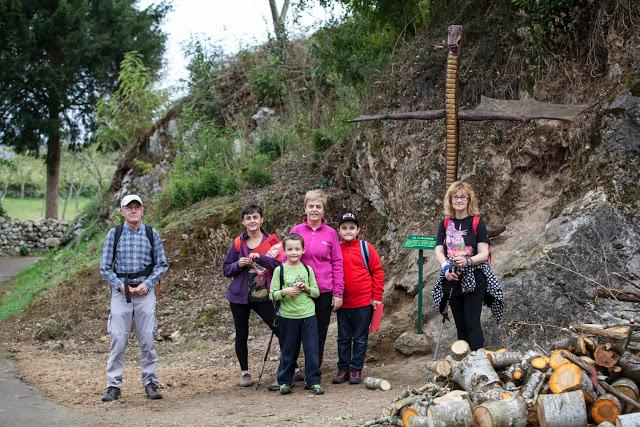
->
xmin=521 ymin=369 xmax=546 ymax=400
xmin=45 ymin=109 xmax=60 ymax=219
xmin=537 ymin=391 xmax=587 ymax=427
xmin=450 ymin=349 xmax=502 ymax=393
xmin=591 ymin=393 xmax=623 ymax=424
xmin=488 ymin=351 xmax=522 ymax=368
xmin=426 ymin=400 xmax=474 ymax=427
xmin=268 ymin=0 xmax=289 ymax=58
xmin=473 ymin=395 xmax=528 ymax=427
xmin=618 ymin=351 xmax=640 ymax=383
xmin=616 ymin=413 xmax=640 ymax=427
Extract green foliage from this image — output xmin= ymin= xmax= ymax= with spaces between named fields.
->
xmin=511 ymin=0 xmax=588 ymax=45
xmin=0 ymin=201 xmax=6 ymax=218
xmin=249 ymin=55 xmax=289 ymax=106
xmin=95 ymin=51 xmax=166 ymax=150
xmin=312 ymin=130 xmax=333 ymax=153
xmin=257 ymin=132 xmax=285 ymax=161
xmin=241 ymin=155 xmax=273 ymax=187
xmin=314 ymin=0 xmax=431 ymax=34
xmin=0 ymin=1 xmax=169 ymax=152
xmin=133 ymin=159 xmax=154 ymax=175
xmin=160 ymin=107 xmax=239 ymax=211
xmin=310 ymin=14 xmax=396 ymax=85
xmin=184 ymin=38 xmax=227 ymax=123
xmin=19 ymin=246 xmax=31 ymax=256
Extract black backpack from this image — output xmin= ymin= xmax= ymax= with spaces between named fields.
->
xmin=111 ymin=223 xmax=156 ymax=303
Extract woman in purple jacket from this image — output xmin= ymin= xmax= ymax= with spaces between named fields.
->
xmin=222 ymin=204 xmax=281 ymax=387
xmin=291 ymin=189 xmax=344 ymax=369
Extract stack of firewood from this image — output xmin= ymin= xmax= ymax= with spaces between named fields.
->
xmin=364 ymin=322 xmax=640 ymax=427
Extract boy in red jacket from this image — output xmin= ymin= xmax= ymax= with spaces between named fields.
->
xmin=333 ymin=212 xmax=384 ymax=385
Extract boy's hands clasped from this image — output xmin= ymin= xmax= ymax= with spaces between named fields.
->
xmin=281 ymin=281 xmax=311 ymax=299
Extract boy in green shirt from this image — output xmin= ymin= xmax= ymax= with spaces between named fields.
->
xmin=270 ymin=233 xmax=323 ymax=395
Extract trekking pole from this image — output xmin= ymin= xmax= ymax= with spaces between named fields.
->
xmin=429 ymin=287 xmax=453 ymax=381
xmin=255 ymin=328 xmax=276 ymax=390
xmin=256 ymin=302 xmax=280 ymax=391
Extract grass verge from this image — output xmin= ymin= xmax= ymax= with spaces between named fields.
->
xmin=0 ymin=233 xmax=103 ymax=320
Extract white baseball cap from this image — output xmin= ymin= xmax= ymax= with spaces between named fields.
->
xmin=120 ymin=194 xmax=143 ymax=207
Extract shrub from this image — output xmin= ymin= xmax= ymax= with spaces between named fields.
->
xmin=249 ymin=55 xmax=288 ymax=106
xmin=310 ymin=14 xmax=397 ymax=85
xmin=257 ymin=133 xmax=285 ymax=160
xmin=242 ymin=155 xmax=273 ymax=187
xmin=312 ymin=130 xmax=333 ymax=154
xmin=510 ymin=0 xmax=589 ymax=45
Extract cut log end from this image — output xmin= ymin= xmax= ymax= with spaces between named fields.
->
xmin=591 ymin=393 xmax=623 ymax=424
xmin=364 ymin=377 xmax=391 ymax=391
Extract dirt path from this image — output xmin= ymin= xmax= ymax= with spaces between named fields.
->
xmin=0 ymin=256 xmax=428 ymax=426
xmin=0 ymin=256 xmax=94 ymax=426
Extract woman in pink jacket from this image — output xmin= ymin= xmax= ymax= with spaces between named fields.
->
xmin=290 ymin=189 xmax=344 ymax=370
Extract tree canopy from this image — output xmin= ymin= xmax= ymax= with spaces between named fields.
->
xmin=0 ymin=0 xmax=169 ymax=218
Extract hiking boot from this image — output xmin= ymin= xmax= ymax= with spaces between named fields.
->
xmin=267 ymin=382 xmax=280 ymax=392
xmin=293 ymin=367 xmax=305 ymax=382
xmin=348 ymin=370 xmax=362 ymax=384
xmin=332 ymin=371 xmax=349 ymax=384
xmin=309 ymin=384 xmax=325 ymax=395
xmin=279 ymin=384 xmax=293 ymax=395
xmin=100 ymin=386 xmax=121 ymax=402
xmin=239 ymin=372 xmax=253 ymax=387
xmin=144 ymin=383 xmax=163 ymax=399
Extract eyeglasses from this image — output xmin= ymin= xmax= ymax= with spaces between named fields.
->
xmin=451 ymin=195 xmax=469 ymax=201
xmin=123 ymin=205 xmax=143 ymax=211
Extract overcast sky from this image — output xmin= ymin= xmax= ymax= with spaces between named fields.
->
xmin=138 ymin=0 xmax=343 ymax=91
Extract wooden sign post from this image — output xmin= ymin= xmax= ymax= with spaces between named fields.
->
xmin=403 ymin=235 xmax=436 ymax=334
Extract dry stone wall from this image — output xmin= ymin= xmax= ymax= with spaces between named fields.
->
xmin=0 ymin=217 xmax=69 ymax=255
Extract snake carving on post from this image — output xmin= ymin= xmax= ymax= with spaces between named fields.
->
xmin=348 ymin=24 xmax=588 ymax=202
xmin=445 ymin=25 xmax=463 ymax=189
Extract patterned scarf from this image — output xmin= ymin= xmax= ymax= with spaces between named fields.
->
xmin=432 ymin=261 xmax=504 ymax=322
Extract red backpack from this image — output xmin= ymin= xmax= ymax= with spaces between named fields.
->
xmin=443 ymin=215 xmax=492 ymax=264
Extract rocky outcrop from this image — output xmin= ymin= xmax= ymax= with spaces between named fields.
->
xmin=337 ymin=29 xmax=640 ymax=352
xmin=0 ymin=218 xmax=69 ymax=255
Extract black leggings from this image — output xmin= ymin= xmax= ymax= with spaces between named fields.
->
xmin=314 ymin=292 xmax=333 ymax=368
xmin=448 ymin=270 xmax=487 ymax=351
xmin=230 ymin=301 xmax=279 ymax=371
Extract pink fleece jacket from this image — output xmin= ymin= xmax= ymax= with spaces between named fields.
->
xmin=290 ymin=219 xmax=344 ymax=298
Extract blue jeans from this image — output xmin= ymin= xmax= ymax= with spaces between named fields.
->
xmin=277 ymin=315 xmax=321 ymax=386
xmin=336 ymin=306 xmax=372 ymax=372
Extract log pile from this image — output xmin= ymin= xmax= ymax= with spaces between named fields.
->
xmin=363 ymin=323 xmax=640 ymax=426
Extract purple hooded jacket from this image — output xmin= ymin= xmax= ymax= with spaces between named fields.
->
xmin=222 ymin=230 xmax=282 ymax=304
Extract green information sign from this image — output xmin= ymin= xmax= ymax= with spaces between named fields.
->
xmin=402 ymin=235 xmax=437 ymax=334
xmin=402 ymin=235 xmax=437 ymax=250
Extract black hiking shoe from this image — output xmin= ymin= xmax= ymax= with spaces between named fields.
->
xmin=144 ymin=383 xmax=163 ymax=400
xmin=267 ymin=382 xmax=280 ymax=392
xmin=101 ymin=386 xmax=121 ymax=402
